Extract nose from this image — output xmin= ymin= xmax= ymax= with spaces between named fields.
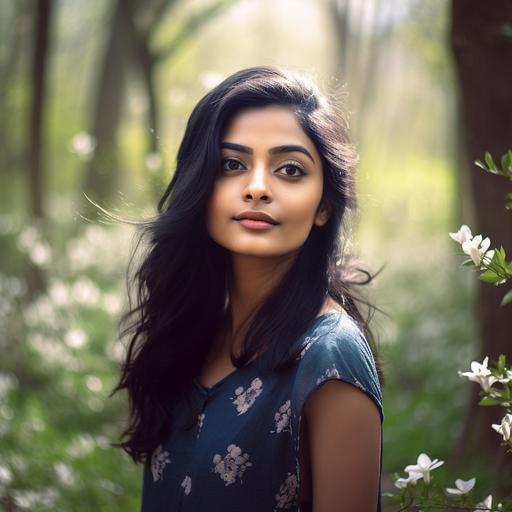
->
xmin=242 ymin=163 xmax=272 ymax=203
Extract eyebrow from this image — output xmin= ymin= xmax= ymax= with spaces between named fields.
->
xmin=220 ymin=141 xmax=315 ymax=164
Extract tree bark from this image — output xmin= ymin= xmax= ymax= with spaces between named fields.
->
xmin=83 ymin=0 xmax=130 ymax=218
xmin=29 ymin=0 xmax=53 ymax=220
xmin=26 ymin=0 xmax=53 ymax=294
xmin=450 ymin=0 xmax=512 ymax=489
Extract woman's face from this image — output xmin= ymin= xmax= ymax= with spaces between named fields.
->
xmin=206 ymin=104 xmax=330 ymax=258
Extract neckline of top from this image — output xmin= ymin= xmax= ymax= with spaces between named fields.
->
xmin=192 ymin=310 xmax=343 ymax=394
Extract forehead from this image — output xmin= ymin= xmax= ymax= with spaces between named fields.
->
xmin=222 ymin=105 xmax=317 ymax=153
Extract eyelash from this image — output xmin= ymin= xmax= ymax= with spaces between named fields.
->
xmin=220 ymin=157 xmax=307 ymax=178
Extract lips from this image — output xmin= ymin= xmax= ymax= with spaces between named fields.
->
xmin=234 ymin=211 xmax=279 ymax=225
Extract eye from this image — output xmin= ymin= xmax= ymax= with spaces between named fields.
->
xmin=275 ymin=162 xmax=307 ymax=178
xmin=221 ymin=157 xmax=245 ymax=172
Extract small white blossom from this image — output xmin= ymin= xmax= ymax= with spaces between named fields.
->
xmin=492 ymin=413 xmax=512 ymax=441
xmin=54 ymin=462 xmax=75 ymax=487
xmin=458 ymin=357 xmax=498 ymax=392
xmin=475 ymin=494 xmax=492 ymax=510
xmin=445 ymin=477 xmax=476 ymax=495
xmin=199 ymin=71 xmax=224 ymax=90
xmin=461 ymin=234 xmax=491 ymax=266
xmin=449 ymin=224 xmax=472 ymax=245
xmin=404 ymin=453 xmax=444 ymax=484
xmin=497 ymin=369 xmax=512 ymax=384
xmin=394 ymin=473 xmax=422 ymax=489
xmin=29 ymin=242 xmax=52 ymax=266
xmin=0 ymin=464 xmax=12 ymax=485
xmin=481 ymin=249 xmax=495 ymax=268
xmin=65 ymin=329 xmax=87 ymax=349
xmin=70 ymin=132 xmax=96 ymax=160
xmin=145 ymin=152 xmax=163 ymax=173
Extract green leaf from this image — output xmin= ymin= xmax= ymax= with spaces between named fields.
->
xmin=478 ymin=397 xmax=502 ymax=406
xmin=484 ymin=151 xmax=498 ymax=170
xmin=506 ymin=149 xmax=512 ymax=178
xmin=479 ymin=269 xmax=504 ymax=284
xmin=498 ymin=354 xmax=507 ymax=372
xmin=497 ymin=246 xmax=507 ymax=265
xmin=475 ymin=159 xmax=487 ymax=170
xmin=501 ymin=151 xmax=512 ymax=173
xmin=482 ymin=151 xmax=502 ymax=175
xmin=501 ymin=288 xmax=512 ymax=306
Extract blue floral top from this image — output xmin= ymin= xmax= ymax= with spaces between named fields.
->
xmin=141 ymin=310 xmax=384 ymax=511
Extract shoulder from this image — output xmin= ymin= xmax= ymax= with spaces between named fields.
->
xmin=292 ymin=311 xmax=383 ymax=422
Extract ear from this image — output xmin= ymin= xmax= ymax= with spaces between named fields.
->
xmin=314 ymin=202 xmax=331 ymax=227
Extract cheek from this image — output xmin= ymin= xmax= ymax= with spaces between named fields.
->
xmin=281 ymin=186 xmax=323 ymax=227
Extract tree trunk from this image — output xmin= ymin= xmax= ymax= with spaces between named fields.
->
xmin=450 ymin=0 xmax=512 ymax=490
xmin=29 ymin=0 xmax=52 ymax=220
xmin=27 ymin=0 xmax=53 ymax=294
xmin=83 ymin=0 xmax=130 ymax=218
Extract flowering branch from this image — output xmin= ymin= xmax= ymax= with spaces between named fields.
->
xmin=449 ymin=225 xmax=512 ymax=306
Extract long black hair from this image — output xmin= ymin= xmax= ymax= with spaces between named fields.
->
xmin=112 ymin=65 xmax=385 ymax=464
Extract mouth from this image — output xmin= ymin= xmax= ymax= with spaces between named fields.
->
xmin=232 ymin=218 xmax=277 ymax=231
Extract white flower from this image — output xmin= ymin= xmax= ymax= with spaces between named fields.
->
xmin=445 ymin=477 xmax=476 ymax=495
xmin=29 ymin=242 xmax=52 ymax=266
xmin=0 ymin=464 xmax=12 ymax=485
xmin=199 ymin=71 xmax=224 ymax=90
xmin=54 ymin=462 xmax=75 ymax=486
xmin=458 ymin=357 xmax=498 ymax=392
xmin=481 ymin=249 xmax=495 ymax=268
xmin=449 ymin=224 xmax=473 ymax=245
xmin=491 ymin=413 xmax=512 ymax=441
xmin=461 ymin=234 xmax=491 ymax=266
xmin=404 ymin=453 xmax=444 ymax=484
xmin=497 ymin=369 xmax=512 ymax=384
xmin=70 ymin=132 xmax=96 ymax=160
xmin=475 ymin=494 xmax=492 ymax=510
xmin=65 ymin=329 xmax=87 ymax=349
xmin=145 ymin=152 xmax=163 ymax=173
xmin=394 ymin=473 xmax=422 ymax=489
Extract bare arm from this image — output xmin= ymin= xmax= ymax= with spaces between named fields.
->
xmin=304 ymin=380 xmax=381 ymax=512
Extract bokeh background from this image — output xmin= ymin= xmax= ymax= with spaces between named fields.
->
xmin=1 ymin=0 xmax=511 ymax=510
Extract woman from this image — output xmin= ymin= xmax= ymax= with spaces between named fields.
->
xmin=113 ymin=65 xmax=384 ymax=511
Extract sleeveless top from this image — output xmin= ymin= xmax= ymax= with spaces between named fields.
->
xmin=141 ymin=310 xmax=384 ymax=511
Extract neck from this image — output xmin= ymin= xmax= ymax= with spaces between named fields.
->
xmin=224 ymin=251 xmax=298 ymax=351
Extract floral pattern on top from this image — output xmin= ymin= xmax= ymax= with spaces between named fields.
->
xmin=181 ymin=475 xmax=192 ymax=495
xmin=270 ymin=400 xmax=292 ymax=434
xmin=316 ymin=365 xmax=341 ymax=385
xmin=274 ymin=472 xmax=299 ymax=510
xmin=212 ymin=444 xmax=253 ymax=486
xmin=141 ymin=313 xmax=384 ymax=512
xmin=297 ymin=335 xmax=320 ymax=360
xmin=230 ymin=377 xmax=263 ymax=415
xmin=151 ymin=444 xmax=171 ymax=483
xmin=197 ymin=412 xmax=206 ymax=438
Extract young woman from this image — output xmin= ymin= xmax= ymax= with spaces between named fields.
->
xmin=113 ymin=65 xmax=384 ymax=512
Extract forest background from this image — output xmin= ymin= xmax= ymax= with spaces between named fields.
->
xmin=0 ymin=0 xmax=511 ymax=510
